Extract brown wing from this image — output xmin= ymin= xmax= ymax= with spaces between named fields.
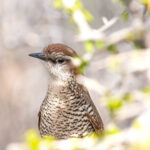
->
xmin=38 ymin=111 xmax=41 ymax=130
xmin=81 ymin=85 xmax=104 ymax=134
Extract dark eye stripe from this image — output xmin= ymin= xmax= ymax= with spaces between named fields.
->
xmin=47 ymin=58 xmax=56 ymax=63
xmin=57 ymin=58 xmax=70 ymax=64
xmin=47 ymin=57 xmax=70 ymax=64
xmin=57 ymin=58 xmax=65 ymax=63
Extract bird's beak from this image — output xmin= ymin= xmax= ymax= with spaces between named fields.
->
xmin=29 ymin=52 xmax=46 ymax=61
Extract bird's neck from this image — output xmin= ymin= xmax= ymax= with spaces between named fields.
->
xmin=48 ymin=74 xmax=77 ymax=91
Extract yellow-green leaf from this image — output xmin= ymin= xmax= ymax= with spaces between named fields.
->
xmin=53 ymin=0 xmax=63 ymax=9
xmin=84 ymin=41 xmax=95 ymax=52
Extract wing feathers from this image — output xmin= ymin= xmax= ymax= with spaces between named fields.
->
xmin=81 ymin=85 xmax=104 ymax=133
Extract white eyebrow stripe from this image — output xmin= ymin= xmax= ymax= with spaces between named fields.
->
xmin=62 ymin=56 xmax=72 ymax=60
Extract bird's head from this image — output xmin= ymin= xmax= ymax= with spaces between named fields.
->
xmin=29 ymin=43 xmax=78 ymax=82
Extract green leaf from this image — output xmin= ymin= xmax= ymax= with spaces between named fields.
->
xmin=74 ymin=0 xmax=83 ymax=10
xmin=78 ymin=60 xmax=89 ymax=74
xmin=108 ymin=44 xmax=117 ymax=53
xmin=82 ymin=9 xmax=93 ymax=22
xmin=107 ymin=97 xmax=123 ymax=113
xmin=123 ymin=93 xmax=134 ymax=102
xmin=25 ymin=129 xmax=40 ymax=150
xmin=141 ymin=0 xmax=150 ymax=5
xmin=66 ymin=8 xmax=73 ymax=13
xmin=126 ymin=32 xmax=134 ymax=41
xmin=132 ymin=119 xmax=142 ymax=129
xmin=121 ymin=10 xmax=129 ymax=22
xmin=52 ymin=0 xmax=63 ymax=9
xmin=142 ymin=86 xmax=150 ymax=94
xmin=96 ymin=41 xmax=105 ymax=49
xmin=84 ymin=41 xmax=95 ymax=52
xmin=105 ymin=124 xmax=120 ymax=135
xmin=42 ymin=136 xmax=55 ymax=142
xmin=74 ymin=55 xmax=89 ymax=74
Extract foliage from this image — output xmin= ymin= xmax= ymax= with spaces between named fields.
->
xmin=25 ymin=129 xmax=102 ymax=150
xmin=52 ymin=0 xmax=150 ymax=73
xmin=19 ymin=117 xmax=150 ymax=150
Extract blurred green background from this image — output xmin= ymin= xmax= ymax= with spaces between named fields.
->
xmin=1 ymin=0 xmax=150 ymax=150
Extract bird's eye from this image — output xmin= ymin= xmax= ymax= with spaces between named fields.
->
xmin=57 ymin=58 xmax=65 ymax=64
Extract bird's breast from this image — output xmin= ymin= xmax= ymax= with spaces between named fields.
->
xmin=39 ymin=92 xmax=95 ymax=138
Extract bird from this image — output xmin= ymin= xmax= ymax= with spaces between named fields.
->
xmin=29 ymin=43 xmax=104 ymax=139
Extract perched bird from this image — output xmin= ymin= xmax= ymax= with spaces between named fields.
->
xmin=29 ymin=43 xmax=104 ymax=139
